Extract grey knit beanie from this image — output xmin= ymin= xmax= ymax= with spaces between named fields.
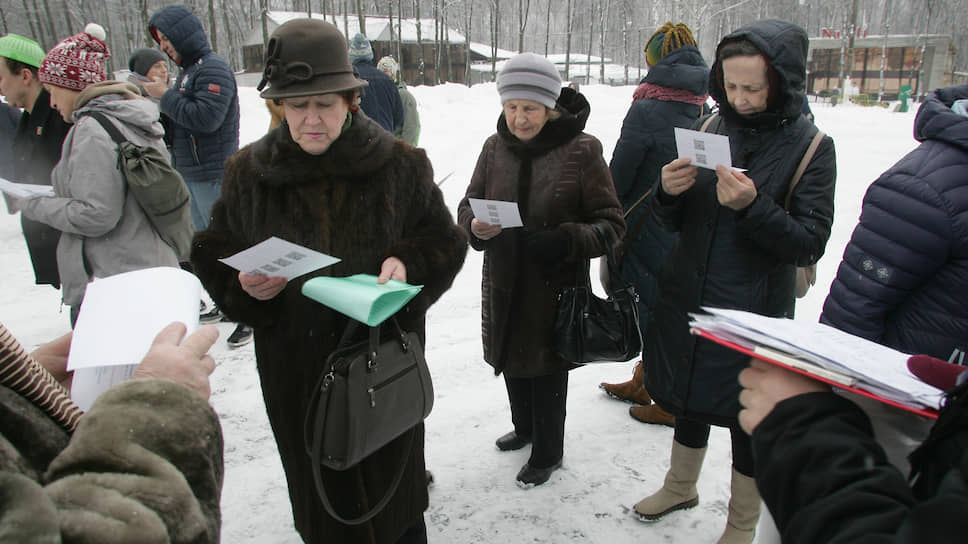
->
xmin=128 ymin=47 xmax=167 ymax=76
xmin=496 ymin=53 xmax=561 ymax=109
xmin=347 ymin=33 xmax=373 ymax=63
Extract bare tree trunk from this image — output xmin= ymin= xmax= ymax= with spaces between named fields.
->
xmin=599 ymin=0 xmax=609 ymax=82
xmin=138 ymin=0 xmax=151 ymax=46
xmin=489 ymin=0 xmax=498 ymax=79
xmin=22 ymin=0 xmax=42 ymax=47
xmin=544 ymin=0 xmax=551 ymax=56
xmin=434 ymin=0 xmax=441 ymax=84
xmin=395 ymin=0 xmax=402 ymax=66
xmin=343 ymin=1 xmax=349 ymax=39
xmin=444 ymin=3 xmax=453 ymax=83
xmin=222 ymin=0 xmax=234 ymax=67
xmin=878 ymin=0 xmax=893 ymax=101
xmin=261 ymin=0 xmax=269 ymax=47
xmin=356 ymin=0 xmax=365 ymax=35
xmin=465 ymin=0 xmax=472 ymax=86
xmin=565 ymin=0 xmax=572 ymax=79
xmin=586 ymin=1 xmax=593 ymax=81
xmin=517 ymin=0 xmax=529 ymax=53
xmin=0 ymin=7 xmax=7 ymax=35
xmin=207 ymin=0 xmax=217 ymax=52
xmin=416 ymin=0 xmax=424 ymax=84
xmin=40 ymin=0 xmax=57 ymax=46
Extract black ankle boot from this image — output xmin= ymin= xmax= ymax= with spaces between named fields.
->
xmin=495 ymin=431 xmax=531 ymax=451
xmin=515 ymin=460 xmax=562 ymax=488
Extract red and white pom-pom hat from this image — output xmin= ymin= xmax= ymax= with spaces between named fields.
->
xmin=38 ymin=23 xmax=110 ymax=91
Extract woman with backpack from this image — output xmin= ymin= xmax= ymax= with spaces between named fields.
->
xmin=634 ymin=19 xmax=836 ymax=543
xmin=17 ymin=24 xmax=177 ymax=325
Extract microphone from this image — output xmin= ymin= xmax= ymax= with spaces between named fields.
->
xmin=908 ymin=355 xmax=968 ymax=391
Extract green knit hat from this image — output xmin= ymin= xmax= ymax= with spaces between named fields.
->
xmin=0 ymin=33 xmax=45 ymax=68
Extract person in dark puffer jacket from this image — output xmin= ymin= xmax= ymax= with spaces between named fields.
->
xmin=820 ymin=83 xmax=968 ymax=474
xmin=145 ymin=4 xmax=239 ymax=232
xmin=636 ymin=19 xmax=837 ymax=543
xmin=821 ymin=84 xmax=968 ymax=364
xmin=348 ymin=33 xmax=404 ymax=134
xmin=600 ymin=22 xmax=709 ymax=425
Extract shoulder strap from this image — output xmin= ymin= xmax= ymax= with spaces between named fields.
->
xmin=699 ymin=113 xmax=719 ymax=133
xmin=784 ymin=130 xmax=826 ymax=210
xmin=83 ymin=111 xmax=127 ymax=145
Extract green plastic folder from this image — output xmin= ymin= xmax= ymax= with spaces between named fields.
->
xmin=301 ymin=274 xmax=423 ymax=326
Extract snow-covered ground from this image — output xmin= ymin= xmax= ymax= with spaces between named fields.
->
xmin=2 ymin=83 xmax=920 ymax=543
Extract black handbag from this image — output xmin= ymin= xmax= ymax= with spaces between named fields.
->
xmin=304 ymin=317 xmax=434 ymax=525
xmin=553 ymin=228 xmax=643 ymax=363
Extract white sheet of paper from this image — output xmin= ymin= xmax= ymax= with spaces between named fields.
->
xmin=68 ymin=267 xmax=202 ymax=411
xmin=218 ymin=236 xmax=341 ymax=281
xmin=0 ymin=176 xmax=55 ymax=199
xmin=691 ymin=307 xmax=944 ymax=410
xmin=468 ymin=198 xmax=523 ymax=228
xmin=674 ymin=127 xmax=737 ymax=171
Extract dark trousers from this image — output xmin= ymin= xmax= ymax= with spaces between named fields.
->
xmin=395 ymin=516 xmax=427 ymax=544
xmin=674 ymin=416 xmax=755 ymax=476
xmin=504 ymin=372 xmax=568 ymax=468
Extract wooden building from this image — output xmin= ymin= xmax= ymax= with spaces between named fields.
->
xmin=806 ymin=34 xmax=954 ymax=100
xmin=243 ymin=12 xmax=484 ymax=85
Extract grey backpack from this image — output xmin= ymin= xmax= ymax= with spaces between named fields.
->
xmin=86 ymin=111 xmax=193 ymax=260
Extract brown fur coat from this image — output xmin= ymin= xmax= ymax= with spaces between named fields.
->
xmin=191 ymin=111 xmax=467 ymax=544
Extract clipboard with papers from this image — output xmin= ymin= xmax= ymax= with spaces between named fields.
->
xmin=689 ymin=307 xmax=941 ymax=419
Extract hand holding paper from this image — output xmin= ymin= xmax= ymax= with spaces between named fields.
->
xmin=219 ymin=237 xmax=340 ymax=281
xmin=715 ymin=165 xmax=758 ymax=210
xmin=468 ymin=198 xmax=523 ymax=228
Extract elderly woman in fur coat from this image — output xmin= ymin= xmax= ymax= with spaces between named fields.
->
xmin=457 ymin=53 xmax=625 ymax=489
xmin=190 ymin=19 xmax=466 ymax=544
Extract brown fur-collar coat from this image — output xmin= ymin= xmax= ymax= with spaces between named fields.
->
xmin=457 ymin=99 xmax=625 ymax=377
xmin=191 ymin=111 xmax=467 ymax=544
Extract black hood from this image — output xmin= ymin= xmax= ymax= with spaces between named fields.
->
xmin=709 ymin=19 xmax=808 ymax=127
xmin=914 ymin=84 xmax=968 ymax=152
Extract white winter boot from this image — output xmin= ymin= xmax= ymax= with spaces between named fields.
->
xmin=634 ymin=440 xmax=707 ymax=521
xmin=717 ymin=468 xmax=761 ymax=544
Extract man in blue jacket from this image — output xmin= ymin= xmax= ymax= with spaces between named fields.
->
xmin=347 ymin=33 xmax=403 ymax=134
xmin=144 ymin=5 xmax=251 ymax=348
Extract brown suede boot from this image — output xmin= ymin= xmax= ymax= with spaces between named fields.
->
xmin=600 ymin=360 xmax=653 ymax=404
xmin=629 ymin=404 xmax=675 ymax=427
xmin=716 ymin=469 xmax=761 ymax=544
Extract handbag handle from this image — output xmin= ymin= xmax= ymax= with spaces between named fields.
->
xmin=593 ymin=226 xmax=627 ymax=296
xmin=305 ymin=317 xmax=416 ymax=526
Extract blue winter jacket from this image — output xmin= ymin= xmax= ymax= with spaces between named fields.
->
xmin=353 ymin=60 xmax=404 ymax=134
xmin=609 ymin=46 xmax=708 ymax=332
xmin=149 ymin=5 xmax=239 ymax=182
xmin=821 ymin=84 xmax=968 ymax=360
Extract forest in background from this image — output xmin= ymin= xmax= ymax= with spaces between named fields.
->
xmin=1 ymin=0 xmax=965 ymax=84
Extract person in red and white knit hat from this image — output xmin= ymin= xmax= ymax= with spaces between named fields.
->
xmin=17 ymin=23 xmax=179 ymax=326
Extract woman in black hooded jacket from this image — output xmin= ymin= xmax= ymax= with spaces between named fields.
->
xmin=634 ymin=19 xmax=837 ymax=544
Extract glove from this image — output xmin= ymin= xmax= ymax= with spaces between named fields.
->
xmin=526 ymin=229 xmax=572 ymax=265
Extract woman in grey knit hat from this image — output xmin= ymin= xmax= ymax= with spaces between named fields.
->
xmin=457 ymin=52 xmax=625 ymax=488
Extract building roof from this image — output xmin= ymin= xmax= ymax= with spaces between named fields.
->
xmin=244 ymin=11 xmax=469 ymax=46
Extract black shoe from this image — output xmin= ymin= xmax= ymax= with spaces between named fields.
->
xmin=495 ymin=431 xmax=531 ymax=451
xmin=199 ymin=304 xmax=222 ymax=324
xmin=227 ymin=324 xmax=253 ymax=348
xmin=515 ymin=460 xmax=562 ymax=488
